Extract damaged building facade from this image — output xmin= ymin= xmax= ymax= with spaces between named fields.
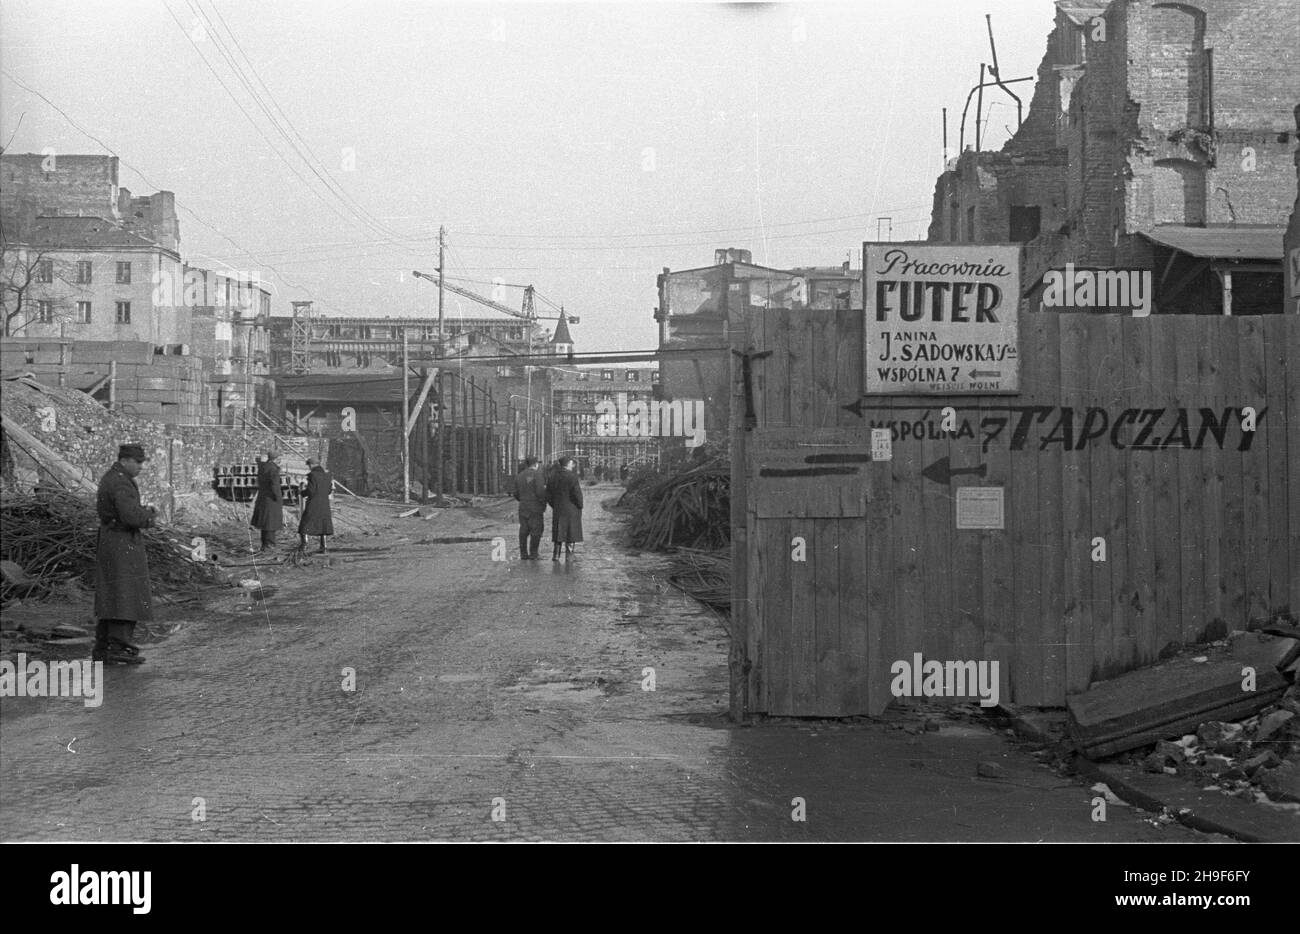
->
xmin=928 ymin=0 xmax=1298 ymax=315
xmin=0 ymin=154 xmax=273 ymax=425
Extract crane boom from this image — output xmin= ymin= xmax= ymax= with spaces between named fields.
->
xmin=412 ymin=270 xmax=532 ymax=320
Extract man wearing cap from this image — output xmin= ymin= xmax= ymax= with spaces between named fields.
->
xmin=93 ymin=444 xmax=157 ymax=664
xmin=298 ymin=457 xmax=334 ymax=553
xmin=513 ymin=455 xmax=547 ymax=560
xmin=250 ymin=450 xmax=283 ymax=552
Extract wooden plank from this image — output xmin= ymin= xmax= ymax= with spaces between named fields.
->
xmin=813 ymin=517 xmax=843 ymax=715
xmin=1149 ymin=317 xmax=1184 ymax=656
xmin=920 ymin=403 xmax=954 ymax=664
xmin=836 ymin=307 xmax=863 ymax=429
xmin=1261 ymin=316 xmax=1291 ymax=622
xmin=761 ymin=517 xmax=793 ymax=714
xmin=764 ymin=309 xmax=791 ymax=427
xmin=1217 ymin=317 xmax=1247 ymax=631
xmin=949 ymin=399 xmax=984 ymax=677
xmin=810 ymin=307 xmax=839 ymax=428
xmin=865 ymin=455 xmax=895 ymax=714
xmin=1238 ymin=316 xmax=1270 ymax=626
xmin=789 ymin=515 xmax=818 ymax=714
xmin=788 ymin=309 xmax=814 ymax=430
xmin=840 ymin=509 xmax=870 ymax=713
xmin=1009 ymin=393 xmax=1044 ymax=705
xmin=1092 ymin=316 xmax=1125 ymax=680
xmin=1288 ymin=315 xmax=1300 ymax=619
xmin=1122 ymin=317 xmax=1157 ymax=668
xmin=1197 ymin=318 xmax=1225 ymax=635
xmin=891 ymin=410 xmax=926 ymax=707
xmin=1058 ymin=313 xmax=1093 ymax=695
xmin=980 ymin=389 xmax=1014 ymax=708
xmin=732 ymin=293 xmax=754 ymax=719
xmin=1175 ymin=315 xmax=1207 ymax=644
xmin=1036 ymin=312 xmax=1067 ymax=705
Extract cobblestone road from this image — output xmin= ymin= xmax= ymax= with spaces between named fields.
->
xmin=1 ymin=488 xmax=1209 ymax=841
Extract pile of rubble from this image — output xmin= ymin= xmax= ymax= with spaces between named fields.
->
xmin=1068 ymin=624 xmax=1300 ymax=806
xmin=1130 ymin=684 xmax=1300 ymax=804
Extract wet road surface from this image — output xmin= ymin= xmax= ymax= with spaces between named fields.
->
xmin=0 ymin=488 xmax=1211 ymax=841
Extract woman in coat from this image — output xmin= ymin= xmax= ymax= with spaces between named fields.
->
xmin=297 ymin=458 xmax=335 ymax=553
xmin=548 ymin=456 xmax=584 ymax=561
xmin=249 ymin=452 xmax=283 ymax=551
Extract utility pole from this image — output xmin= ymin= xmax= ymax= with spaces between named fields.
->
xmin=402 ymin=330 xmax=410 ymax=503
xmin=436 ymin=225 xmax=446 ymax=502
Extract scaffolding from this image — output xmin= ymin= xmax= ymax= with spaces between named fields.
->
xmin=289 ymin=300 xmax=315 ymax=374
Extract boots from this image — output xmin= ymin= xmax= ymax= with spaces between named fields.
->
xmin=552 ymin=542 xmax=561 ymax=562
xmin=565 ymin=543 xmax=577 ymax=561
xmin=93 ymin=620 xmax=145 ymax=664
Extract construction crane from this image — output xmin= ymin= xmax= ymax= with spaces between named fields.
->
xmin=410 ymin=271 xmax=578 ymax=326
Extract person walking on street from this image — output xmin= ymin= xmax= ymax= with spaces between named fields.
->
xmin=92 ymin=443 xmax=157 ymax=665
xmin=513 ymin=455 xmax=547 ymax=560
xmin=250 ymin=451 xmax=283 ymax=552
xmin=298 ymin=457 xmax=335 ymax=553
xmin=548 ymin=456 xmax=584 ymax=561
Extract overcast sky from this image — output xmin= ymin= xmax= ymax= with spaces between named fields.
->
xmin=1 ymin=0 xmax=1057 ymax=351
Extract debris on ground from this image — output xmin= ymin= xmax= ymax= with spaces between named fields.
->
xmin=0 ymin=489 xmax=229 ymax=605
xmin=616 ymin=447 xmax=729 ymax=551
xmin=1069 ymin=621 xmax=1300 ymax=806
xmin=1067 ymin=653 xmax=1287 ymax=759
xmin=665 ymin=547 xmax=730 ymax=613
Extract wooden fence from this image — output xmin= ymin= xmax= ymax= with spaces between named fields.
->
xmin=730 ymin=310 xmax=1299 ymax=715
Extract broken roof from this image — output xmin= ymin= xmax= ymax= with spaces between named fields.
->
xmin=8 ymin=215 xmax=169 ymax=252
xmin=1140 ymin=225 xmax=1285 ymax=261
xmin=1055 ymin=0 xmax=1110 ymax=27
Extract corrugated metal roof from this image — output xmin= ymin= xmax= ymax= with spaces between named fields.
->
xmin=1140 ymin=225 xmax=1285 ymax=261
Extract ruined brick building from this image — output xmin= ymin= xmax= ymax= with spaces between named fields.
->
xmin=928 ymin=0 xmax=1298 ymax=315
xmin=1 ymin=153 xmax=273 ymax=424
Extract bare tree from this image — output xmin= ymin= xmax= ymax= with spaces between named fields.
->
xmin=1 ymin=226 xmax=74 ymax=337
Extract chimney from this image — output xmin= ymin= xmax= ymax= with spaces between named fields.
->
xmin=714 ymin=247 xmax=753 ymax=266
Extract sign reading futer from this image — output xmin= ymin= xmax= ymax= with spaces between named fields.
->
xmin=863 ymin=242 xmax=1021 ymax=395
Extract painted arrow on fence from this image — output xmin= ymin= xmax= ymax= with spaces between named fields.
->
xmin=921 ymin=456 xmax=988 ymax=485
xmin=969 ymin=369 xmax=1001 ymax=380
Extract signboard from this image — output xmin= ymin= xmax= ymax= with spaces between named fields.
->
xmin=863 ymin=242 xmax=1020 ymax=395
xmin=955 ymin=486 xmax=1004 ymax=530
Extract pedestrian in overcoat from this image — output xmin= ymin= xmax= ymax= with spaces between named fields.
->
xmin=93 ymin=443 xmax=157 ymax=664
xmin=548 ymin=456 xmax=584 ymax=561
xmin=298 ymin=458 xmax=335 ymax=552
xmin=513 ymin=455 xmax=548 ymax=560
xmin=250 ymin=451 xmax=283 ymax=551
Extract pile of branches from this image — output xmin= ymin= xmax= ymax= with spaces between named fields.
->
xmin=620 ymin=450 xmax=730 ymax=552
xmin=0 ymin=490 xmax=227 ymax=604
xmin=666 ymin=547 xmax=731 ymax=613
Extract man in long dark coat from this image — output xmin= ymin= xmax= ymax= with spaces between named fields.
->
xmin=298 ymin=457 xmax=334 ymax=553
xmin=93 ymin=443 xmax=157 ymax=664
xmin=513 ymin=455 xmax=547 ymax=560
xmin=249 ymin=451 xmax=283 ymax=551
xmin=548 ymin=456 xmax=584 ymax=561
